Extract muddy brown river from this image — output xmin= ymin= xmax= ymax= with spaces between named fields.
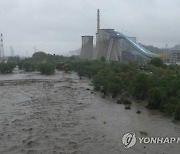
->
xmin=0 ymin=69 xmax=179 ymax=154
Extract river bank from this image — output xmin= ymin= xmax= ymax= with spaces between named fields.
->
xmin=0 ymin=70 xmax=179 ymax=154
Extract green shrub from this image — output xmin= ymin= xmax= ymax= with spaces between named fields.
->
xmin=122 ymin=92 xmax=130 ymax=98
xmin=63 ymin=63 xmax=71 ymax=73
xmin=131 ymin=73 xmax=150 ymax=100
xmin=174 ymin=103 xmax=180 ymax=120
xmin=117 ymin=99 xmax=123 ymax=104
xmin=164 ymin=103 xmax=175 ymax=116
xmin=32 ymin=51 xmax=47 ymax=61
xmin=38 ymin=62 xmax=55 ymax=75
xmin=117 ymin=98 xmax=132 ymax=105
xmin=8 ymin=61 xmax=17 ymax=69
xmin=56 ymin=62 xmax=65 ymax=71
xmin=23 ymin=61 xmax=36 ymax=72
xmin=147 ymin=87 xmax=162 ymax=109
xmin=123 ymin=98 xmax=132 ymax=105
xmin=18 ymin=61 xmax=23 ymax=70
xmin=0 ymin=62 xmax=16 ymax=74
xmin=149 ymin=58 xmax=164 ymax=67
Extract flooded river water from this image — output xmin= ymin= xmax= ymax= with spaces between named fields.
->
xmin=0 ymin=70 xmax=179 ymax=154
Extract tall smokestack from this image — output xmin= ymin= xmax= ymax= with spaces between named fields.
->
xmin=97 ymin=9 xmax=100 ymax=33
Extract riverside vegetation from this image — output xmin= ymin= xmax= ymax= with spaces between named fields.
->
xmin=1 ymin=51 xmax=180 ymax=120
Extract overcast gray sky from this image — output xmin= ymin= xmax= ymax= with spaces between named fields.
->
xmin=0 ymin=0 xmax=180 ymax=56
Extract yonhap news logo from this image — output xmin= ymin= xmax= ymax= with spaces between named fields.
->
xmin=122 ymin=132 xmax=137 ymax=148
xmin=122 ymin=132 xmax=180 ymax=149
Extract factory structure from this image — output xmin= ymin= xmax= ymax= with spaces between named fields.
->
xmin=92 ymin=28 xmax=147 ymax=62
xmin=80 ymin=10 xmax=165 ymax=62
xmin=79 ymin=36 xmax=94 ymax=60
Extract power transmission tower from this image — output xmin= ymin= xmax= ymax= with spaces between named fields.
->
xmin=0 ymin=33 xmax=5 ymax=60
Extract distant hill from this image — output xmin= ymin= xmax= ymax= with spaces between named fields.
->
xmin=69 ymin=48 xmax=81 ymax=56
xmin=171 ymin=44 xmax=180 ymax=50
xmin=142 ymin=45 xmax=165 ymax=54
xmin=68 ymin=46 xmax=96 ymax=56
xmin=68 ymin=44 xmax=180 ymax=56
xmin=142 ymin=44 xmax=180 ymax=54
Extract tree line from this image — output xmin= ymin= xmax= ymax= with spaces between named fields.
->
xmin=1 ymin=52 xmax=180 ymax=120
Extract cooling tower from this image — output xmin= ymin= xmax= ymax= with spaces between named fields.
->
xmin=80 ymin=36 xmax=93 ymax=60
xmin=93 ymin=29 xmax=119 ymax=61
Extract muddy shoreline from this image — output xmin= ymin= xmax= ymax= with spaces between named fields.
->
xmin=0 ymin=70 xmax=179 ymax=154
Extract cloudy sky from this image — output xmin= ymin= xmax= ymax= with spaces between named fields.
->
xmin=0 ymin=0 xmax=180 ymax=56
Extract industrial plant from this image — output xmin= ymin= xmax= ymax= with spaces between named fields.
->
xmin=1 ymin=9 xmax=179 ymax=64
xmin=80 ymin=9 xmax=177 ymax=63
